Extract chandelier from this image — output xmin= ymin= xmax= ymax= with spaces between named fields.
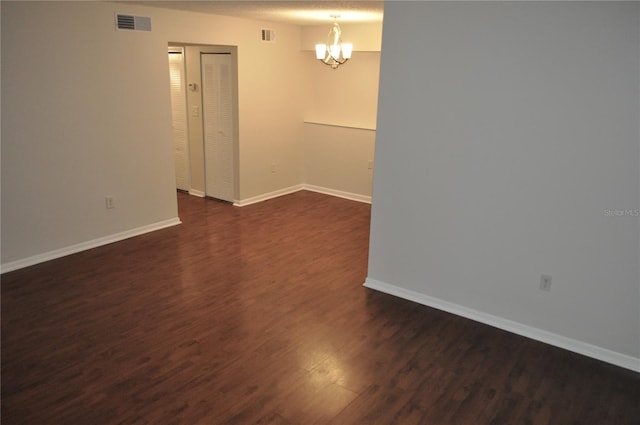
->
xmin=315 ymin=15 xmax=353 ymax=69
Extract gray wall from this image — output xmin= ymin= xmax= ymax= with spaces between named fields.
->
xmin=367 ymin=1 xmax=639 ymax=368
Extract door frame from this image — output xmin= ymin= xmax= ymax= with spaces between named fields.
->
xmin=168 ymin=43 xmax=240 ymax=201
xmin=168 ymin=46 xmax=191 ymax=192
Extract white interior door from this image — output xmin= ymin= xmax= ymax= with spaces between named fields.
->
xmin=201 ymin=53 xmax=234 ymax=202
xmin=168 ymin=48 xmax=189 ymax=191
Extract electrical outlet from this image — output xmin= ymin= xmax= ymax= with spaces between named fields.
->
xmin=271 ymin=162 xmax=277 ymax=173
xmin=540 ymin=274 xmax=552 ymax=292
xmin=105 ymin=196 xmax=115 ymax=209
xmin=368 ymin=160 xmax=374 ymax=170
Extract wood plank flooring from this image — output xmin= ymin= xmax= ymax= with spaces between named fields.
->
xmin=2 ymin=191 xmax=638 ymax=424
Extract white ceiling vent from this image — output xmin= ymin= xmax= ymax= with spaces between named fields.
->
xmin=261 ymin=28 xmax=276 ymax=43
xmin=116 ymin=14 xmax=152 ymax=32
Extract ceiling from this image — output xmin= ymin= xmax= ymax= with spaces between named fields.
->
xmin=124 ymin=1 xmax=384 ymax=26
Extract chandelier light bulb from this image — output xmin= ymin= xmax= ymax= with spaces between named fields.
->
xmin=341 ymin=43 xmax=353 ymax=59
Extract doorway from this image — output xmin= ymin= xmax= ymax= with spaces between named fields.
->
xmin=167 ymin=44 xmax=239 ymax=202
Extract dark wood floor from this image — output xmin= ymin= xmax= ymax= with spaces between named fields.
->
xmin=2 ymin=191 xmax=638 ymax=424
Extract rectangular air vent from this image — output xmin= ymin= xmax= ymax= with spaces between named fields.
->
xmin=116 ymin=14 xmax=152 ymax=31
xmin=261 ymin=28 xmax=276 ymax=43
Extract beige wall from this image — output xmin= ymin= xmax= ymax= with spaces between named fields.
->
xmin=302 ymin=49 xmax=380 ymax=200
xmin=1 ymin=1 xmax=308 ymax=266
xmin=1 ymin=1 xmax=381 ymax=268
xmin=301 ymin=22 xmax=382 ymax=52
xmin=305 ymin=50 xmax=380 ymax=130
xmin=2 ymin=1 xmax=179 ymax=266
xmin=155 ymin=5 xmax=308 ymax=200
xmin=303 ymin=124 xmax=375 ymax=201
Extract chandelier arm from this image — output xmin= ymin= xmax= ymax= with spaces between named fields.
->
xmin=326 ymin=48 xmax=348 ymax=64
xmin=328 ymin=56 xmax=349 ymax=65
xmin=318 ymin=55 xmax=349 ymax=68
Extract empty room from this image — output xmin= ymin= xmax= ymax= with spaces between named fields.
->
xmin=2 ymin=1 xmax=638 ymax=424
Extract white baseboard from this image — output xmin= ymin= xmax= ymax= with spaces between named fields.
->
xmin=2 ymin=186 xmax=365 ymax=271
xmin=303 ymin=184 xmax=371 ymax=204
xmin=233 ymin=185 xmax=304 ymax=207
xmin=233 ymin=184 xmax=371 ymax=207
xmin=363 ymin=277 xmax=640 ymax=373
xmin=1 ymin=217 xmax=182 ymax=274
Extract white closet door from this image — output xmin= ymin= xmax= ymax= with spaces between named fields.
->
xmin=201 ymin=53 xmax=234 ymax=202
xmin=168 ymin=50 xmax=189 ymax=191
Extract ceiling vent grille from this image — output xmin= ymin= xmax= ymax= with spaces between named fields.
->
xmin=116 ymin=14 xmax=152 ymax=31
xmin=261 ymin=28 xmax=276 ymax=43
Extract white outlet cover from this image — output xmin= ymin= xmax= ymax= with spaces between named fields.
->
xmin=540 ymin=274 xmax=552 ymax=291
